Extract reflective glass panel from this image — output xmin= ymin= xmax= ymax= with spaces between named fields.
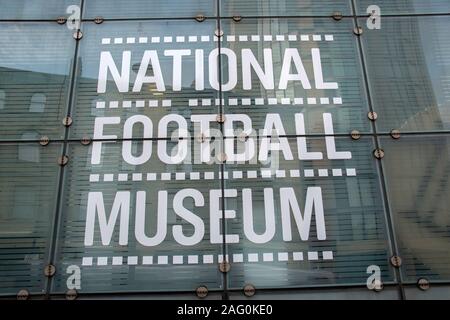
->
xmin=70 ymin=20 xmax=220 ymax=139
xmin=356 ymin=0 xmax=450 ymax=15
xmin=222 ymin=136 xmax=394 ymax=288
xmin=381 ymin=135 xmax=450 ymax=281
xmin=83 ymin=0 xmax=216 ymax=20
xmin=0 ymin=23 xmax=74 ymax=141
xmin=220 ymin=18 xmax=370 ymax=135
xmin=52 ymin=141 xmax=224 ymax=293
xmin=0 ymin=0 xmax=80 ymax=20
xmin=0 ymin=142 xmax=61 ymax=294
xmin=359 ymin=16 xmax=450 ymax=133
xmin=221 ymin=0 xmax=352 ymax=17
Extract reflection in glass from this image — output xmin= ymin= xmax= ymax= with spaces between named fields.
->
xmin=70 ymin=20 xmax=220 ymax=139
xmin=19 ymin=132 xmax=40 ymax=162
xmin=357 ymin=0 xmax=450 ymax=15
xmin=0 ymin=23 xmax=74 ymax=140
xmin=0 ymin=143 xmax=60 ymax=295
xmin=360 ymin=16 xmax=450 ymax=132
xmin=382 ymin=135 xmax=450 ymax=281
xmin=29 ymin=93 xmax=46 ymax=113
xmin=0 ymin=0 xmax=80 ymax=20
xmin=223 ymin=137 xmax=394 ymax=288
xmin=0 ymin=90 xmax=5 ymax=109
xmin=52 ymin=142 xmax=224 ymax=293
xmin=220 ymin=18 xmax=370 ymax=135
xmin=83 ymin=0 xmax=215 ymax=19
xmin=221 ymin=0 xmax=351 ymax=17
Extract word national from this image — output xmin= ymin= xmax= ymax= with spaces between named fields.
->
xmin=97 ymin=47 xmax=338 ymax=92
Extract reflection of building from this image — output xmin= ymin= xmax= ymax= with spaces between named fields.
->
xmin=366 ymin=17 xmax=442 ymax=130
xmin=0 ymin=65 xmax=69 ymax=292
xmin=371 ymin=13 xmax=450 ymax=279
xmin=2 ymin=0 xmax=450 ymax=297
xmin=0 ymin=66 xmax=69 ymax=139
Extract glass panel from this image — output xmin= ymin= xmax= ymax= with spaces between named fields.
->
xmin=0 ymin=142 xmax=61 ymax=295
xmin=356 ymin=0 xmax=450 ymax=15
xmin=51 ymin=140 xmax=224 ymax=293
xmin=381 ymin=135 xmax=450 ymax=281
xmin=221 ymin=0 xmax=352 ymax=17
xmin=0 ymin=23 xmax=75 ymax=141
xmin=0 ymin=0 xmax=80 ymax=20
xmin=222 ymin=136 xmax=394 ymax=288
xmin=359 ymin=16 xmax=450 ymax=133
xmin=219 ymin=18 xmax=370 ymax=135
xmin=70 ymin=20 xmax=221 ymax=139
xmin=83 ymin=0 xmax=216 ymax=20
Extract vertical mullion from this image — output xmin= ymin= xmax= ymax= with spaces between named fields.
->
xmin=350 ymin=0 xmax=406 ymax=300
xmin=216 ymin=0 xmax=230 ymax=301
xmin=44 ymin=0 xmax=85 ymax=299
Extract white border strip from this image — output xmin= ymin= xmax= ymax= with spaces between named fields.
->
xmin=89 ymin=168 xmax=356 ymax=183
xmin=81 ymin=251 xmax=334 ymax=266
xmin=95 ymin=97 xmax=343 ymax=109
xmin=101 ymin=34 xmax=334 ymax=45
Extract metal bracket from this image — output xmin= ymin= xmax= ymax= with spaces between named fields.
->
xmin=332 ymin=11 xmax=343 ymax=21
xmin=353 ymin=26 xmax=363 ymax=36
xmin=243 ymin=284 xmax=256 ymax=297
xmin=44 ymin=264 xmax=56 ymax=277
xmin=196 ymin=286 xmax=208 ymax=298
xmin=351 ymin=130 xmax=361 ymax=140
xmin=373 ymin=149 xmax=384 ymax=159
xmin=219 ymin=261 xmax=230 ymax=273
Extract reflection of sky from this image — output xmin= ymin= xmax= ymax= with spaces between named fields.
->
xmin=84 ymin=0 xmax=215 ymax=19
xmin=0 ymin=23 xmax=74 ymax=76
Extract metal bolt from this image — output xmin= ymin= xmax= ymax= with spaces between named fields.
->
xmin=390 ymin=255 xmax=402 ymax=268
xmin=66 ymin=289 xmax=78 ymax=300
xmin=196 ymin=286 xmax=208 ymax=298
xmin=81 ymin=136 xmax=91 ymax=145
xmin=232 ymin=15 xmax=242 ymax=22
xmin=44 ymin=264 xmax=56 ymax=277
xmin=390 ymin=129 xmax=401 ymax=139
xmin=216 ymin=153 xmax=228 ymax=163
xmin=73 ymin=30 xmax=83 ymax=40
xmin=353 ymin=26 xmax=363 ymax=36
xmin=219 ymin=261 xmax=230 ymax=273
xmin=367 ymin=111 xmax=378 ymax=121
xmin=215 ymin=29 xmax=224 ymax=38
xmin=94 ymin=17 xmax=104 ymax=24
xmin=243 ymin=284 xmax=256 ymax=297
xmin=39 ymin=136 xmax=50 ymax=146
xmin=350 ymin=130 xmax=361 ymax=140
xmin=373 ymin=149 xmax=384 ymax=159
xmin=195 ymin=14 xmax=206 ymax=22
xmin=332 ymin=11 xmax=343 ymax=21
xmin=216 ymin=114 xmax=226 ymax=123
xmin=17 ymin=289 xmax=29 ymax=300
xmin=417 ymin=278 xmax=430 ymax=291
xmin=196 ymin=133 xmax=206 ymax=143
xmin=62 ymin=116 xmax=73 ymax=127
xmin=56 ymin=17 xmax=67 ymax=25
xmin=58 ymin=155 xmax=69 ymax=166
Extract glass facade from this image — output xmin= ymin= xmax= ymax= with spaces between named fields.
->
xmin=0 ymin=0 xmax=449 ymax=300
